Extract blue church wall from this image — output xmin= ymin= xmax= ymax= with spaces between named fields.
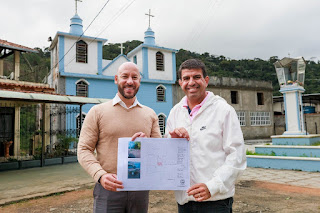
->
xmin=136 ymin=82 xmax=173 ymax=117
xmin=58 ymin=36 xmax=65 ymax=73
xmin=142 ymin=47 xmax=149 ymax=79
xmin=65 ymin=77 xmax=117 ymax=113
xmin=97 ymin=41 xmax=103 ymax=74
xmin=64 ymin=77 xmax=173 ymax=118
xmin=64 ymin=77 xmax=173 ymax=117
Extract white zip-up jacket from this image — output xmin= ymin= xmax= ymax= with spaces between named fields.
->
xmin=166 ymin=92 xmax=247 ymax=205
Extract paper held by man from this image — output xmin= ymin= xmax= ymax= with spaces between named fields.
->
xmin=117 ymin=137 xmax=190 ymax=191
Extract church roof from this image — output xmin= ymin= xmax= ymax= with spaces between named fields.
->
xmin=49 ymin=31 xmax=108 ymax=50
xmin=127 ymin=43 xmax=177 ymax=57
xmin=0 ymin=39 xmax=38 ymax=53
xmin=102 ymin=54 xmax=130 ymax=72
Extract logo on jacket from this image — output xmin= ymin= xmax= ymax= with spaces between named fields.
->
xmin=200 ymin=126 xmax=206 ymax=131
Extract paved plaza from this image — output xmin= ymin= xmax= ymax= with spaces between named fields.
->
xmin=0 ymin=163 xmax=319 ymax=205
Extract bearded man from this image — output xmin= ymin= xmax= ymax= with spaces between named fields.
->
xmin=78 ymin=62 xmax=161 ymax=213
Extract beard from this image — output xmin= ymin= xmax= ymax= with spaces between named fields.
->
xmin=118 ymin=84 xmax=140 ymax=99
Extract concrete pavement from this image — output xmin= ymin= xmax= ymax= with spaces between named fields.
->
xmin=0 ymin=163 xmax=319 ymax=206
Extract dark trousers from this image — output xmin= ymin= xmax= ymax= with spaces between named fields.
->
xmin=93 ymin=183 xmax=149 ymax=213
xmin=178 ymin=197 xmax=233 ymax=213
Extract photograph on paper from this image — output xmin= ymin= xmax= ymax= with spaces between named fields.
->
xmin=128 ymin=161 xmax=141 ymax=179
xmin=128 ymin=141 xmax=141 ymax=158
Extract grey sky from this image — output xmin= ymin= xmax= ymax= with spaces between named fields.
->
xmin=1 ymin=0 xmax=320 ymax=60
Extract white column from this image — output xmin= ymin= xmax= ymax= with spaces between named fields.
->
xmin=281 ymin=86 xmax=306 ymax=135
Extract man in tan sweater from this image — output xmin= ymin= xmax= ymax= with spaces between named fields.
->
xmin=78 ymin=62 xmax=161 ymax=213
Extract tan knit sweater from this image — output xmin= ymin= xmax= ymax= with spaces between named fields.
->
xmin=77 ymin=101 xmax=161 ymax=182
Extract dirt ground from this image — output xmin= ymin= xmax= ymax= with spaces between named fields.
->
xmin=1 ymin=180 xmax=320 ymax=213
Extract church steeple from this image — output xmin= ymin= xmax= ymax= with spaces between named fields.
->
xmin=69 ymin=0 xmax=83 ymax=35
xmin=69 ymin=14 xmax=83 ymax=35
xmin=144 ymin=9 xmax=155 ymax=45
xmin=144 ymin=27 xmax=155 ymax=45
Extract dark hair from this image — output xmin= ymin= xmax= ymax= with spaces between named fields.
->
xmin=178 ymin=59 xmax=207 ymax=79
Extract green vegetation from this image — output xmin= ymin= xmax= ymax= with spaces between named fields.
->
xmin=20 ymin=106 xmax=38 ymax=154
xmin=53 ymin=134 xmax=78 ymax=156
xmin=5 ymin=40 xmax=320 ymax=95
xmin=312 ymin=141 xmax=320 ymax=146
xmin=246 ymin=150 xmax=276 ymax=156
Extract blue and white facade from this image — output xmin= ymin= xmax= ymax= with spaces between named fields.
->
xmin=47 ymin=13 xmax=177 ymax=135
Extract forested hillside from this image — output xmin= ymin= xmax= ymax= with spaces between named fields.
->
xmin=3 ymin=40 xmax=320 ymax=95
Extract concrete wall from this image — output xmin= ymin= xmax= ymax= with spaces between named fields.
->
xmin=274 ymin=113 xmax=320 ymax=135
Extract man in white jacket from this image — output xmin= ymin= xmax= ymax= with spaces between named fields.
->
xmin=166 ymin=59 xmax=246 ymax=212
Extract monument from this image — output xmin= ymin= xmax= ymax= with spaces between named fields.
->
xmin=272 ymin=57 xmax=320 ymax=145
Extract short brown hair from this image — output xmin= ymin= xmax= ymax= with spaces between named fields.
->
xmin=178 ymin=59 xmax=207 ymax=79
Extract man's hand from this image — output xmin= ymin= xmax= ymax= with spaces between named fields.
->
xmin=131 ymin=132 xmax=146 ymax=141
xmin=100 ymin=173 xmax=123 ymax=191
xmin=169 ymin=127 xmax=190 ymax=140
xmin=187 ymin=183 xmax=211 ymax=202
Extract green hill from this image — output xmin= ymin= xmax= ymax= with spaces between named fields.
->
xmin=3 ymin=40 xmax=319 ymax=96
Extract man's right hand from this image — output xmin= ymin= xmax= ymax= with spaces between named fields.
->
xmin=169 ymin=127 xmax=190 ymax=140
xmin=100 ymin=173 xmax=124 ymax=191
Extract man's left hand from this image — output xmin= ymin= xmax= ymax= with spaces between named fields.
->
xmin=187 ymin=183 xmax=211 ymax=202
xmin=131 ymin=132 xmax=146 ymax=141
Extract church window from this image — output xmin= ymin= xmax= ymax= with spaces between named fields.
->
xmin=76 ymin=80 xmax=88 ymax=97
xmin=76 ymin=40 xmax=88 ymax=63
xmin=133 ymin=55 xmax=137 ymax=64
xmin=76 ymin=113 xmax=86 ymax=137
xmin=156 ymin=85 xmax=166 ymax=102
xmin=156 ymin=51 xmax=164 ymax=71
xmin=158 ymin=114 xmax=166 ymax=136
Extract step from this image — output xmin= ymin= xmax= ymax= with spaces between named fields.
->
xmin=247 ymin=155 xmax=320 ymax=172
xmin=271 ymin=134 xmax=320 ymax=146
xmin=254 ymin=145 xmax=320 ymax=158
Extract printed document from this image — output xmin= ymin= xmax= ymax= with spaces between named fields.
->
xmin=117 ymin=137 xmax=190 ymax=191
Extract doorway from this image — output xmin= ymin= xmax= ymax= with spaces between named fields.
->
xmin=0 ymin=107 xmax=15 ymax=157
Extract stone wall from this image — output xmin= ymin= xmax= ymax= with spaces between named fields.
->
xmin=274 ymin=113 xmax=320 ymax=135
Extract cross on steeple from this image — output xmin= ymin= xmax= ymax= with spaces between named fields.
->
xmin=119 ymin=43 xmax=125 ymax=55
xmin=145 ymin=9 xmax=154 ymax=28
xmin=75 ymin=0 xmax=82 ymax=14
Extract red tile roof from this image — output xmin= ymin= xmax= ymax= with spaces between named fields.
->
xmin=0 ymin=39 xmax=38 ymax=53
xmin=0 ymin=81 xmax=54 ymax=93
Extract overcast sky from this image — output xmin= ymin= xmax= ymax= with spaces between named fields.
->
xmin=2 ymin=0 xmax=320 ymax=61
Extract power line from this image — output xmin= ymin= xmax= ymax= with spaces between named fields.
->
xmin=64 ymin=0 xmax=136 ymax=69
xmin=185 ymin=0 xmax=223 ymax=52
xmin=49 ymin=0 xmax=111 ymax=75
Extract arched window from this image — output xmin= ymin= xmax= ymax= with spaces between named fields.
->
xmin=76 ymin=80 xmax=89 ymax=97
xmin=156 ymin=51 xmax=164 ymax=71
xmin=156 ymin=85 xmax=166 ymax=102
xmin=76 ymin=113 xmax=86 ymax=137
xmin=76 ymin=40 xmax=88 ymax=63
xmin=158 ymin=114 xmax=166 ymax=136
